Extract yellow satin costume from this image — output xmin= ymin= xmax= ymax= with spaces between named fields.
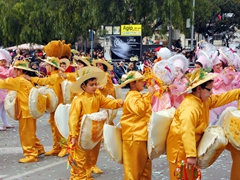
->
xmin=31 ymin=70 xmax=66 ymax=156
xmin=120 ymin=91 xmax=152 ymax=180
xmin=167 ymin=89 xmax=240 ymax=180
xmin=98 ymin=72 xmax=116 ymax=98
xmin=0 ymin=76 xmax=44 ymax=162
xmin=68 ymin=91 xmax=122 ymax=180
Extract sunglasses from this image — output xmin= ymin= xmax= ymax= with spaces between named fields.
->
xmin=204 ymin=87 xmax=212 ymax=92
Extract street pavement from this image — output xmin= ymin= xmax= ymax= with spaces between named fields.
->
xmin=0 ymin=88 xmax=233 ymax=180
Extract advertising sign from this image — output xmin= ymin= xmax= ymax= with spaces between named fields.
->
xmin=121 ymin=24 xmax=142 ymax=36
xmin=103 ymin=35 xmax=142 ymax=62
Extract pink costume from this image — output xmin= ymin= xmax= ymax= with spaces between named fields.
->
xmin=0 ymin=49 xmax=15 ymax=129
xmin=168 ymin=54 xmax=189 ymax=108
xmin=210 ymin=50 xmax=237 ymax=125
xmin=151 ymin=59 xmax=176 ymax=112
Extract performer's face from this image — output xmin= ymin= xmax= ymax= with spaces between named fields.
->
xmin=0 ymin=60 xmax=6 ymax=67
xmin=200 ymin=82 xmax=213 ymax=102
xmin=132 ymin=79 xmax=145 ymax=92
xmin=96 ymin=63 xmax=104 ymax=71
xmin=81 ymin=78 xmax=98 ymax=94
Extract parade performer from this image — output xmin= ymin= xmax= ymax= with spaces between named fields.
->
xmin=0 ymin=60 xmax=44 ymax=162
xmin=0 ymin=49 xmax=15 ymax=131
xmin=117 ymin=71 xmax=155 ymax=179
xmin=92 ymin=58 xmax=116 ymax=98
xmin=68 ymin=66 xmax=123 ymax=180
xmin=25 ymin=40 xmax=68 ymax=157
xmin=151 ymin=59 xmax=176 ymax=112
xmin=168 ymin=54 xmax=189 ymax=108
xmin=166 ymin=69 xmax=240 ymax=179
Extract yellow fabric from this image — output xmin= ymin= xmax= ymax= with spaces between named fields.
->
xmin=226 ymin=143 xmax=240 ymax=180
xmin=0 ymin=75 xmax=34 ymax=118
xmin=69 ymin=91 xmax=122 ymax=138
xmin=66 ymin=72 xmax=77 ymax=82
xmin=31 ymin=70 xmax=64 ymax=105
xmin=99 ymin=72 xmax=116 ymax=98
xmin=120 ymin=91 xmax=152 ymax=141
xmin=19 ymin=117 xmax=44 ymax=159
xmin=70 ymin=137 xmax=100 ymax=180
xmin=123 ymin=141 xmax=152 ymax=180
xmin=167 ymin=89 xmax=240 ymax=164
xmin=90 ymin=141 xmax=101 ymax=169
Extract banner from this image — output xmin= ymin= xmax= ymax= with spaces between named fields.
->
xmin=121 ymin=25 xmax=142 ymax=36
xmin=103 ymin=35 xmax=142 ymax=62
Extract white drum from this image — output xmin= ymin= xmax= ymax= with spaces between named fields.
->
xmin=114 ymin=85 xmax=122 ymax=99
xmin=61 ymin=80 xmax=73 ymax=104
xmin=223 ymin=110 xmax=240 ymax=150
xmin=103 ymin=123 xmax=123 ymax=164
xmin=4 ymin=90 xmax=19 ymax=120
xmin=38 ymin=86 xmax=58 ymax=113
xmin=197 ymin=126 xmax=228 ymax=169
xmin=54 ymin=103 xmax=71 ymax=139
xmin=78 ymin=110 xmax=108 ymax=150
xmin=29 ymin=87 xmax=47 ymax=119
xmin=147 ymin=107 xmax=176 ymax=159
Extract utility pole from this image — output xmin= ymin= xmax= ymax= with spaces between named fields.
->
xmin=168 ymin=5 xmax=172 ymax=50
xmin=190 ymin=0 xmax=195 ymax=50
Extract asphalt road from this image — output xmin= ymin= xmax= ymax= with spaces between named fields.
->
xmin=0 ymin=88 xmax=233 ymax=180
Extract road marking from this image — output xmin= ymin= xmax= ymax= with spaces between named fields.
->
xmin=4 ymin=158 xmax=66 ymax=180
xmin=0 ymin=146 xmax=52 ymax=155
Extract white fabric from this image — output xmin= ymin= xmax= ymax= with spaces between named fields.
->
xmin=114 ymin=84 xmax=122 ymax=99
xmin=147 ymin=107 xmax=176 ymax=159
xmin=28 ymin=87 xmax=47 ymax=119
xmin=103 ymin=123 xmax=123 ymax=164
xmin=4 ymin=90 xmax=18 ymax=120
xmin=78 ymin=110 xmax=108 ymax=150
xmin=37 ymin=86 xmax=58 ymax=113
xmin=197 ymin=126 xmax=228 ymax=169
xmin=223 ymin=110 xmax=240 ymax=150
xmin=61 ymin=80 xmax=73 ymax=104
xmin=54 ymin=103 xmax=71 ymax=139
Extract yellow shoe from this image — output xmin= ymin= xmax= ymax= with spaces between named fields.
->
xmin=38 ymin=149 xmax=45 ymax=156
xmin=91 ymin=165 xmax=103 ymax=174
xmin=58 ymin=148 xmax=68 ymax=157
xmin=87 ymin=169 xmax=92 ymax=178
xmin=19 ymin=157 xmax=38 ymax=163
xmin=44 ymin=149 xmax=60 ymax=156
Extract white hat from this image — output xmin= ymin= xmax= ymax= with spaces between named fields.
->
xmin=0 ymin=49 xmax=12 ymax=64
xmin=211 ymin=51 xmax=221 ymax=66
xmin=168 ymin=54 xmax=189 ymax=73
xmin=196 ymin=50 xmax=212 ymax=69
xmin=157 ymin=47 xmax=172 ymax=60
xmin=219 ymin=48 xmax=234 ymax=65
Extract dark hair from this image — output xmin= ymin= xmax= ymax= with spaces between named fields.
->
xmin=102 ymin=64 xmax=108 ymax=72
xmin=192 ymin=80 xmax=213 ymax=92
xmin=22 ymin=69 xmax=38 ymax=77
xmin=81 ymin=77 xmax=97 ymax=86
xmin=77 ymin=60 xmax=87 ymax=67
xmin=195 ymin=61 xmax=203 ymax=68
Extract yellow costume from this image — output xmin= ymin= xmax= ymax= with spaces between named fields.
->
xmin=167 ymin=89 xmax=240 ymax=180
xmin=98 ymin=72 xmax=116 ymax=98
xmin=0 ymin=76 xmax=44 ymax=162
xmin=120 ymin=91 xmax=152 ymax=180
xmin=31 ymin=71 xmax=66 ymax=156
xmin=68 ymin=91 xmax=122 ymax=180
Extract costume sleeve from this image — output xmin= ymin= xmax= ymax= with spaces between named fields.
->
xmin=31 ymin=75 xmax=58 ymax=86
xmin=179 ymin=106 xmax=200 ymax=158
xmin=213 ymin=77 xmax=224 ymax=90
xmin=66 ymin=73 xmax=76 ymax=82
xmin=99 ymin=73 xmax=115 ymax=97
xmin=125 ymin=93 xmax=152 ymax=115
xmin=68 ymin=98 xmax=82 ymax=138
xmin=209 ymin=89 xmax=240 ymax=109
xmin=0 ymin=78 xmax=20 ymax=91
xmin=100 ymin=94 xmax=123 ymax=109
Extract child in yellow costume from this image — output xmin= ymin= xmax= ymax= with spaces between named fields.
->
xmin=92 ymin=58 xmax=116 ymax=98
xmin=68 ymin=66 xmax=123 ymax=180
xmin=0 ymin=60 xmax=44 ymax=163
xmin=118 ymin=71 xmax=156 ymax=179
xmin=166 ymin=69 xmax=240 ymax=180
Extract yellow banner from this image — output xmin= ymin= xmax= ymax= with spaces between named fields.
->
xmin=121 ymin=24 xmax=142 ymax=36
